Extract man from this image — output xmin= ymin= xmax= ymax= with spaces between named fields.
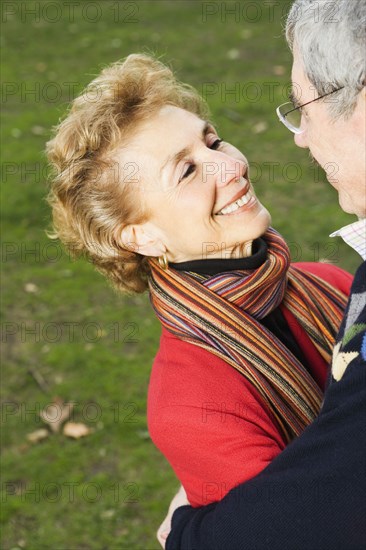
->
xmin=159 ymin=1 xmax=366 ymax=548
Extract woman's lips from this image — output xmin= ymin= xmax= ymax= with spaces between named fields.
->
xmin=215 ymin=183 xmax=255 ymax=215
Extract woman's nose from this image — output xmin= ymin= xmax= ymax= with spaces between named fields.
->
xmin=213 ymin=154 xmax=247 ymax=188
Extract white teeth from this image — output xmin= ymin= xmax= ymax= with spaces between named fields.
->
xmin=217 ymin=191 xmax=252 ymax=215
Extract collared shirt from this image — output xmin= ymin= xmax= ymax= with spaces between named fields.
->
xmin=330 ymin=218 xmax=366 ymax=261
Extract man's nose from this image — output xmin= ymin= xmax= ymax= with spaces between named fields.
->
xmin=294 ymin=131 xmax=308 ymax=149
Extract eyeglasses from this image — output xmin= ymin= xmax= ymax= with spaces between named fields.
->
xmin=276 ymin=87 xmax=344 ymax=134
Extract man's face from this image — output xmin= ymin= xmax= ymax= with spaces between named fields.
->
xmin=291 ymin=49 xmax=366 ymax=218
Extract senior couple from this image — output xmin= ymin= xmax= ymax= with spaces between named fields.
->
xmin=46 ymin=0 xmax=366 ymax=548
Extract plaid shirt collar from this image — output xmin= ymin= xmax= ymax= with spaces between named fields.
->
xmin=330 ymin=218 xmax=366 ymax=260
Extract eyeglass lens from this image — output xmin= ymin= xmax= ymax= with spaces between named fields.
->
xmin=278 ymin=103 xmax=302 ymax=131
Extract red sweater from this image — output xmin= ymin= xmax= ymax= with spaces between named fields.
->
xmin=147 ymin=263 xmax=352 ymax=507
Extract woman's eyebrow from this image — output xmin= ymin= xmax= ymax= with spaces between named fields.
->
xmin=160 ymin=121 xmax=211 ymax=176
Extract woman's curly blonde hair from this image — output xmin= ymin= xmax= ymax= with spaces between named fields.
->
xmin=46 ymin=53 xmax=210 ymax=293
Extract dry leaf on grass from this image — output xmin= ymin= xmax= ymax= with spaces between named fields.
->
xmin=273 ymin=65 xmax=285 ymax=76
xmin=252 ymin=121 xmax=268 ymax=134
xmin=26 ymin=428 xmax=49 ymax=443
xmin=24 ymin=282 xmax=39 ymax=293
xmin=39 ymin=397 xmax=74 ymax=433
xmin=63 ymin=422 xmax=92 ymax=439
xmin=227 ymin=48 xmax=240 ymax=60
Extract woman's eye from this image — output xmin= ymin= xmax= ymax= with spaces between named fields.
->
xmin=178 ymin=137 xmax=222 ymax=182
xmin=209 ymin=138 xmax=222 ymax=150
xmin=181 ymin=163 xmax=196 ymax=180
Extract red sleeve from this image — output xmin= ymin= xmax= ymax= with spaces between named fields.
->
xmin=147 ymin=330 xmax=286 ymax=508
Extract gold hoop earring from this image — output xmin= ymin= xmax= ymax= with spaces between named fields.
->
xmin=158 ymin=254 xmax=169 ymax=270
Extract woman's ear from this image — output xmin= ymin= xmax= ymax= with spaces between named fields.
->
xmin=119 ymin=223 xmax=166 ymax=258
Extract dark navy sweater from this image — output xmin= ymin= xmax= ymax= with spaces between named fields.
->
xmin=167 ymin=261 xmax=366 ymax=550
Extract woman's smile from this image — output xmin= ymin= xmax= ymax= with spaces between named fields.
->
xmin=117 ymin=105 xmax=271 ymax=263
xmin=215 ymin=183 xmax=257 ymax=215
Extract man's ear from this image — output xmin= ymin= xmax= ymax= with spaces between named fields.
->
xmin=119 ymin=223 xmax=166 ymax=258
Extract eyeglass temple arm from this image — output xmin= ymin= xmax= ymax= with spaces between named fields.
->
xmin=283 ymin=86 xmax=345 ymax=117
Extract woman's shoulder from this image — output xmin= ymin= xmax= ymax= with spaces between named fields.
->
xmin=292 ymin=261 xmax=353 ymax=294
xmin=148 ymin=328 xmax=261 ymax=407
xmin=147 ymin=327 xmax=285 ymax=441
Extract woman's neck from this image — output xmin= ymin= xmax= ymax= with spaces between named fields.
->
xmin=169 ymin=238 xmax=268 ymax=276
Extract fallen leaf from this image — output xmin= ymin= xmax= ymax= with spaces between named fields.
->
xmin=227 ymin=48 xmax=240 ymax=60
xmin=63 ymin=422 xmax=92 ymax=439
xmin=100 ymin=509 xmax=115 ymax=519
xmin=26 ymin=429 xmax=49 ymax=443
xmin=39 ymin=398 xmax=74 ymax=433
xmin=31 ymin=125 xmax=45 ymax=136
xmin=273 ymin=65 xmax=285 ymax=76
xmin=24 ymin=282 xmax=38 ymax=293
xmin=252 ymin=121 xmax=268 ymax=134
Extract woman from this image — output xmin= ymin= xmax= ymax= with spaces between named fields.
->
xmin=46 ymin=54 xmax=351 ymax=511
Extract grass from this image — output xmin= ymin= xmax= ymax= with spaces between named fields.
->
xmin=1 ymin=1 xmax=361 ymax=549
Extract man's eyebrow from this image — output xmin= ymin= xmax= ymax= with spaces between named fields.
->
xmin=160 ymin=121 xmax=211 ymax=176
xmin=289 ymin=91 xmax=300 ymax=109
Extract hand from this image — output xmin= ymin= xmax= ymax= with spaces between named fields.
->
xmin=157 ymin=485 xmax=189 ymax=548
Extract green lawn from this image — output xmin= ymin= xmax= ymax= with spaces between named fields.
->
xmin=1 ymin=1 xmax=361 ymax=549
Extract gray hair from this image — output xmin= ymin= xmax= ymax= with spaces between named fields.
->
xmin=286 ymin=0 xmax=366 ymax=118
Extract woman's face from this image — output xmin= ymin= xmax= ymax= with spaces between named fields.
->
xmin=118 ymin=105 xmax=271 ymax=262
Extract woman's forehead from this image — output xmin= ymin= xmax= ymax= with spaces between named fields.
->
xmin=141 ymin=105 xmax=204 ymax=136
xmin=116 ymin=106 xmax=206 ymax=169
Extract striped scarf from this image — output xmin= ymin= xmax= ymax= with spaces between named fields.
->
xmin=148 ymin=228 xmax=348 ymax=443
